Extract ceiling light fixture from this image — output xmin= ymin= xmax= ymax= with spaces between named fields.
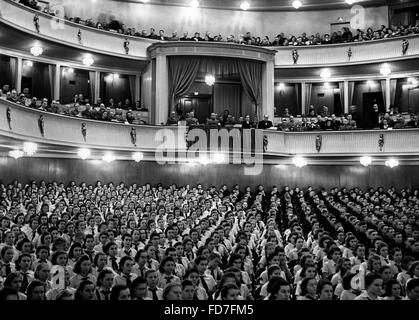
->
xmin=23 ymin=142 xmax=38 ymax=156
xmin=240 ymin=1 xmax=250 ymax=10
xmin=292 ymin=0 xmax=302 ymax=9
xmin=190 ymin=0 xmax=199 ymax=8
xmin=345 ymin=0 xmax=355 ymax=4
xmin=132 ymin=152 xmax=144 ymax=163
xmin=292 ymin=156 xmax=307 ymax=168
xmin=23 ymin=60 xmax=33 ymax=67
xmin=78 ymin=148 xmax=91 ymax=160
xmin=30 ymin=45 xmax=43 ymax=57
xmin=360 ymin=156 xmax=372 ymax=167
xmin=380 ymin=63 xmax=391 ymax=76
xmin=102 ymin=152 xmax=116 ymax=163
xmin=9 ymin=150 xmax=24 ymax=159
xmin=320 ymin=69 xmax=331 ymax=80
xmin=82 ymin=54 xmax=94 ymax=66
xmin=205 ymin=74 xmax=215 ymax=86
xmin=385 ymin=159 xmax=399 ymax=168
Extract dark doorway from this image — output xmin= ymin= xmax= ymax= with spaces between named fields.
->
xmin=333 ymin=93 xmax=343 ymax=116
xmin=21 ymin=76 xmax=32 ymax=95
xmin=180 ymin=94 xmax=212 ymax=124
xmin=362 ymin=92 xmax=385 ymax=128
xmin=408 ymin=88 xmax=419 ymax=114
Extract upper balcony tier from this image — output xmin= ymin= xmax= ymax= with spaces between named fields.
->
xmin=2 ymin=0 xmax=419 ymax=67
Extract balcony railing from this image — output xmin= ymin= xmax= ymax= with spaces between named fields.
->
xmin=1 ymin=99 xmax=418 ymax=156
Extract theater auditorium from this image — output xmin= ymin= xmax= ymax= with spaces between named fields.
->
xmin=0 ymin=0 xmax=419 ymax=302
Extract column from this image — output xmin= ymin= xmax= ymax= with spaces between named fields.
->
xmin=16 ymin=57 xmax=23 ymax=94
xmin=154 ymin=55 xmax=169 ymax=125
xmin=301 ymin=82 xmax=306 ymax=115
xmin=54 ymin=63 xmax=61 ymax=101
xmin=262 ymin=59 xmax=275 ymax=121
xmin=94 ymin=71 xmax=100 ymax=103
xmin=386 ymin=78 xmax=391 ymax=111
xmin=344 ymin=80 xmax=349 ymax=114
xmin=135 ymin=74 xmax=140 ymax=102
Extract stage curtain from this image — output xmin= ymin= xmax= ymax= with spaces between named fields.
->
xmin=348 ymin=81 xmax=355 ymax=106
xmin=128 ymin=75 xmax=136 ymax=104
xmin=48 ymin=65 xmax=56 ymax=101
xmin=236 ymin=59 xmax=262 ymax=121
xmin=168 ymin=56 xmax=202 ymax=115
xmin=9 ymin=57 xmax=17 ymax=89
xmin=213 ymin=83 xmax=241 ymax=118
xmin=305 ymin=83 xmax=312 ymax=113
xmin=88 ymin=71 xmax=96 ymax=103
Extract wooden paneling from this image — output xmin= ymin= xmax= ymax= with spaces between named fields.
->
xmin=0 ymin=157 xmax=418 ymax=190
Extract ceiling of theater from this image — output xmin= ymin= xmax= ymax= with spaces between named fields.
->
xmin=115 ymin=0 xmax=406 ymax=11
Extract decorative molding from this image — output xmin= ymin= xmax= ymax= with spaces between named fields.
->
xmin=130 ymin=127 xmax=137 ymax=146
xmin=402 ymin=39 xmax=409 ymax=56
xmin=33 ymin=14 xmax=39 ymax=33
xmin=38 ymin=115 xmax=44 ymax=137
xmin=147 ymin=42 xmax=277 ymax=62
xmin=315 ymin=134 xmax=322 ymax=152
xmin=6 ymin=106 xmax=12 ymax=130
xmin=81 ymin=123 xmax=87 ymax=142
xmin=378 ymin=133 xmax=384 ymax=151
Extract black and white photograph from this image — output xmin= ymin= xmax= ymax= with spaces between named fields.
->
xmin=0 ymin=0 xmax=418 ymax=317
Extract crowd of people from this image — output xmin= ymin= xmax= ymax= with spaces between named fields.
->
xmin=0 ymin=85 xmax=148 ymax=125
xmin=0 ymin=179 xmax=419 ymax=301
xmin=167 ymin=106 xmax=419 ymax=131
xmin=18 ymin=0 xmax=418 ymax=47
xmin=3 ymin=83 xmax=419 ymax=131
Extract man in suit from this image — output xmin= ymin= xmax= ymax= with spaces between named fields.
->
xmin=158 ymin=30 xmax=167 ymax=41
xmin=147 ymin=28 xmax=158 ymax=39
xmin=242 ymin=115 xmax=254 ymax=128
xmin=258 ymin=114 xmax=273 ymax=129
xmin=180 ymin=32 xmax=190 ymax=41
xmin=192 ymin=32 xmax=203 ymax=41
xmin=206 ymin=113 xmax=220 ymax=127
xmin=368 ymin=103 xmax=381 ymax=129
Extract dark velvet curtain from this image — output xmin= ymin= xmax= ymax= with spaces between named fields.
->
xmin=168 ymin=56 xmax=202 ymax=115
xmin=236 ymin=59 xmax=263 ymax=121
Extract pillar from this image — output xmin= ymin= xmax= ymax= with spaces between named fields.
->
xmin=261 ymin=59 xmax=275 ymax=121
xmin=54 ymin=63 xmax=61 ymax=101
xmin=344 ymin=80 xmax=349 ymax=114
xmin=16 ymin=57 xmax=23 ymax=94
xmin=154 ymin=55 xmax=169 ymax=125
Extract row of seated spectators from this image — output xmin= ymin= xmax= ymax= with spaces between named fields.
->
xmin=3 ymin=83 xmax=419 ymax=131
xmin=18 ymin=0 xmax=418 ymax=47
xmin=0 ymin=85 xmax=149 ymax=125
xmin=167 ymin=108 xmax=419 ymax=131
xmin=0 ymin=180 xmax=418 ymax=300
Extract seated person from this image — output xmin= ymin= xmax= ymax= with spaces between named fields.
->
xmin=406 ymin=114 xmax=419 ymax=128
xmin=338 ymin=118 xmax=353 ymax=130
xmin=241 ymin=115 xmax=254 ymax=128
xmin=166 ymin=111 xmax=179 ymax=125
xmin=347 ymin=114 xmax=357 ymax=129
xmin=393 ymin=116 xmax=406 ymax=129
xmin=206 ymin=113 xmax=220 ymax=127
xmin=185 ymin=111 xmax=199 ymax=127
xmin=258 ymin=115 xmax=273 ymax=129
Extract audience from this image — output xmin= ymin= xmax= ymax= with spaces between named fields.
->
xmin=0 ymin=179 xmax=418 ymax=300
xmin=18 ymin=1 xmax=419 ymax=48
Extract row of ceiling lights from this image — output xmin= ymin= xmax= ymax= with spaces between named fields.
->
xmin=319 ymin=63 xmax=392 ymax=81
xmin=293 ymin=156 xmax=399 ymax=168
xmin=138 ymin=0 xmax=357 ymax=10
xmin=8 ymin=143 xmax=144 ymax=163
xmin=8 ymin=143 xmax=400 ymax=168
xmin=29 ymin=45 xmax=95 ymax=67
